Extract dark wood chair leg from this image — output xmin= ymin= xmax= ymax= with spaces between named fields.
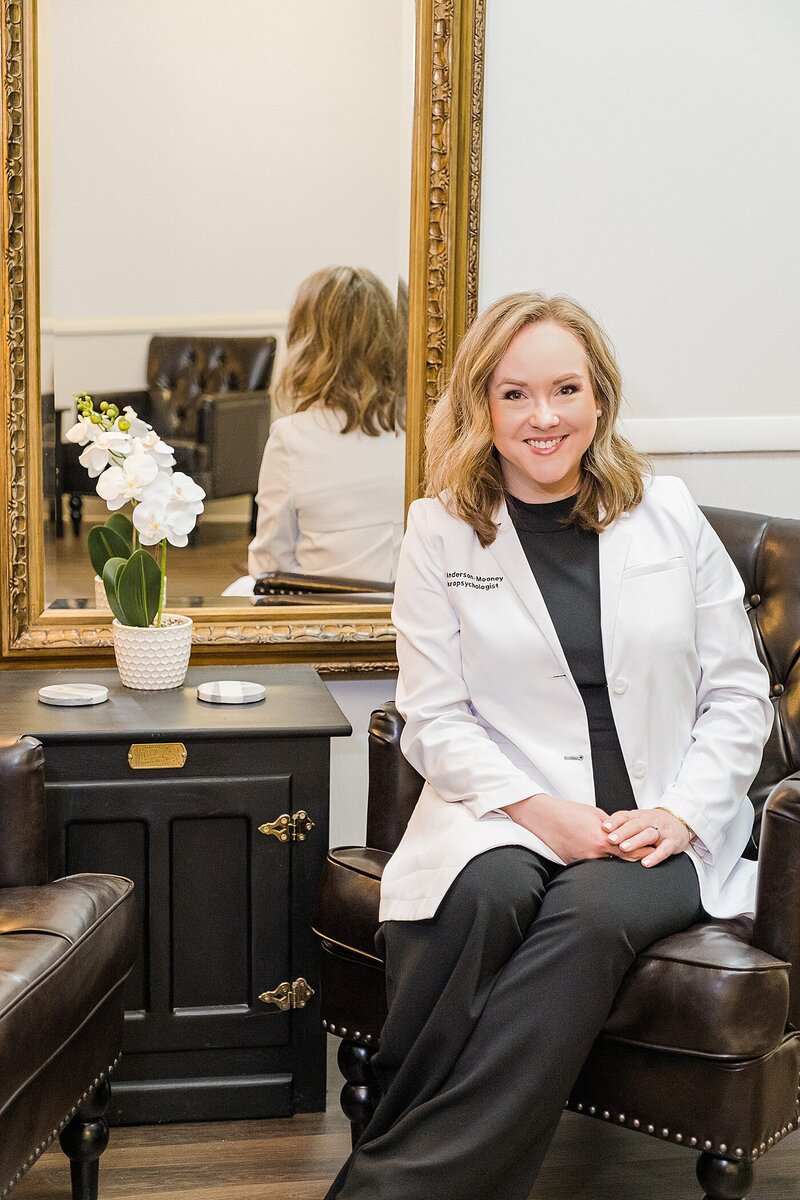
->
xmin=696 ymin=1151 xmax=754 ymax=1199
xmin=337 ymin=1038 xmax=381 ymax=1148
xmin=69 ymin=493 xmax=83 ymax=537
xmin=250 ymin=494 xmax=258 ymax=535
xmin=59 ymin=1079 xmax=111 ymax=1200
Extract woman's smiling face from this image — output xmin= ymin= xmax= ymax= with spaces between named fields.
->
xmin=488 ymin=320 xmax=599 ymax=503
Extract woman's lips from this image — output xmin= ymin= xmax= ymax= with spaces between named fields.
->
xmin=523 ymin=434 xmax=566 ymax=456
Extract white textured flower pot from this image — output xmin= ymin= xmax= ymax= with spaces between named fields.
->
xmin=112 ymin=614 xmax=193 ymax=690
xmin=93 ymin=575 xmax=111 ymax=610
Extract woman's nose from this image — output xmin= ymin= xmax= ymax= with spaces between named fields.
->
xmin=527 ymin=403 xmax=559 ymax=430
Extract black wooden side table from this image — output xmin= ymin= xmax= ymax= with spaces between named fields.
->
xmin=0 ymin=665 xmax=351 ymax=1124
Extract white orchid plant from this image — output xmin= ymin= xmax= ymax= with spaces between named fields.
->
xmin=65 ymin=394 xmax=205 ymax=627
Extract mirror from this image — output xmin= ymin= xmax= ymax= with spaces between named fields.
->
xmin=1 ymin=0 xmax=483 ymax=668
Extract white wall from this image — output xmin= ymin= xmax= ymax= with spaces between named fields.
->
xmin=480 ymin=0 xmax=800 ymax=514
xmin=38 ymin=0 xmax=413 ymax=409
xmin=327 ymin=677 xmax=397 ymax=847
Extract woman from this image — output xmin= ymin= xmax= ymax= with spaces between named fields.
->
xmin=325 ymin=293 xmax=772 ymax=1200
xmin=246 ymin=266 xmax=405 ymax=585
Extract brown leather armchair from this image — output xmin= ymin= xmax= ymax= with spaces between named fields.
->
xmin=313 ymin=504 xmax=800 ymax=1200
xmin=0 ymin=738 xmax=137 ymax=1199
xmin=58 ymin=334 xmax=277 ymax=536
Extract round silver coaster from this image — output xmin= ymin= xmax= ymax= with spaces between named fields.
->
xmin=38 ymin=683 xmax=109 ymax=707
xmin=197 ymin=680 xmax=266 ymax=705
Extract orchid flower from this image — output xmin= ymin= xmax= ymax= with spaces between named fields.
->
xmin=132 ymin=496 xmax=197 ymax=547
xmin=118 ymin=407 xmax=151 ymax=439
xmin=131 ymin=431 xmax=176 ymax=471
xmin=96 ymin=449 xmax=160 ymax=509
xmin=64 ymin=415 xmax=100 ymax=446
xmin=169 ymin=471 xmax=205 ymax=514
xmin=78 ymin=430 xmax=131 ymax=478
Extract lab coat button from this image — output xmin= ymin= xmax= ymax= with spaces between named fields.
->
xmin=613 ymin=678 xmax=628 ymax=696
xmin=632 ymin=760 xmax=647 ymax=779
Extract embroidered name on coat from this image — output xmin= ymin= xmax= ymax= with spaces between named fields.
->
xmin=446 ymin=572 xmax=503 ymax=591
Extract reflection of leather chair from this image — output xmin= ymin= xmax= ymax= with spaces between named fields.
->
xmin=0 ymin=737 xmax=137 ymax=1199
xmin=313 ymin=505 xmax=800 ymax=1200
xmin=59 ymin=334 xmax=276 ymax=536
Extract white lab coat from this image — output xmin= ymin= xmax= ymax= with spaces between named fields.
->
xmin=247 ymin=406 xmax=405 ymax=582
xmin=381 ymin=476 xmax=773 ymax=922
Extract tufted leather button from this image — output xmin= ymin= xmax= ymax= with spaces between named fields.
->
xmin=749 ymin=594 xmax=761 ymax=606
xmin=771 ymin=683 xmax=785 ymax=697
xmin=632 ymin=760 xmax=647 ymax=779
xmin=612 ymin=678 xmax=628 ymax=696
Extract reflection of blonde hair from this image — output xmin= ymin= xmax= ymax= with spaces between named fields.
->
xmin=276 ymin=267 xmax=399 ymax=436
xmin=425 ymin=292 xmax=650 ymax=547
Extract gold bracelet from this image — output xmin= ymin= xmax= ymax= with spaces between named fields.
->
xmin=656 ymin=807 xmax=696 ymax=841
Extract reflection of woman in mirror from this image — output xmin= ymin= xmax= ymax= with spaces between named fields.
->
xmin=237 ymin=266 xmax=405 ymax=590
xmin=325 ymin=293 xmax=772 ymax=1199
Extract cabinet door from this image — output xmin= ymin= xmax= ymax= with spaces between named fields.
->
xmin=51 ymin=772 xmax=297 ymax=1051
xmin=46 ymin=733 xmax=330 ymax=1119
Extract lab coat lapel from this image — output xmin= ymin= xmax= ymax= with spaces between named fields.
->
xmin=598 ymin=514 xmax=633 ymax=673
xmin=488 ymin=502 xmax=577 ymax=687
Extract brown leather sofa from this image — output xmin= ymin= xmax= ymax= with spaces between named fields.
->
xmin=58 ymin=334 xmax=277 ymax=536
xmin=0 ymin=737 xmax=137 ymax=1199
xmin=313 ymin=504 xmax=800 ymax=1200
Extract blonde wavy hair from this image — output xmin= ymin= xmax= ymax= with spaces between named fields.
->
xmin=275 ymin=266 xmax=400 ymax=436
xmin=425 ymin=292 xmax=650 ymax=545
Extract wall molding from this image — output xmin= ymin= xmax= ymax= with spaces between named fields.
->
xmin=620 ymin=416 xmax=800 ymax=455
xmin=41 ymin=310 xmax=289 ymax=337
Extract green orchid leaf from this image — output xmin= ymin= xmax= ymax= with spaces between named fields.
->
xmin=105 ymin=512 xmax=134 ymax=554
xmin=116 ymin=549 xmax=161 ymax=627
xmin=87 ymin=524 xmax=131 ymax=577
xmin=101 ymin=556 xmax=129 ymax=625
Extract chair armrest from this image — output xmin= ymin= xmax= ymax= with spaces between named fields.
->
xmin=0 ymin=737 xmax=47 ymax=888
xmin=199 ymin=390 xmax=271 ymax=498
xmin=752 ymin=772 xmax=800 ymax=1027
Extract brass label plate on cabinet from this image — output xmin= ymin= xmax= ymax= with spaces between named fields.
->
xmin=128 ymin=742 xmax=187 ymax=770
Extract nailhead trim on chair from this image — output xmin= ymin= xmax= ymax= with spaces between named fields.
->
xmin=322 ymin=1019 xmax=374 ymax=1045
xmin=323 ymin=1024 xmax=800 ymax=1162
xmin=1 ymin=1055 xmax=121 ymax=1198
xmin=570 ymin=1096 xmax=797 ymax=1163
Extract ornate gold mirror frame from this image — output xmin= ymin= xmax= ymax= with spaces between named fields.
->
xmin=0 ymin=0 xmax=486 ymax=672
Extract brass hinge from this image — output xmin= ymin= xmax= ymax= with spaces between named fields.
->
xmin=258 ymin=977 xmax=315 ymax=1011
xmin=258 ymin=811 xmax=315 ymax=843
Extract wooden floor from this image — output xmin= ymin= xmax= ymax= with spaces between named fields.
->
xmin=13 ymin=1045 xmax=800 ymax=1200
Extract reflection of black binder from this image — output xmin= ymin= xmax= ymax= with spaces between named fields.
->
xmin=253 ymin=571 xmax=394 ymax=597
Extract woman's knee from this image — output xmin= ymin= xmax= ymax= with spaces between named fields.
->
xmin=540 ymin=856 xmax=701 ymax=953
xmin=439 ymin=847 xmax=548 ymax=936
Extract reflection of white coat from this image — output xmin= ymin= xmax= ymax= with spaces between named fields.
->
xmin=381 ymin=476 xmax=773 ymax=923
xmin=247 ymin=407 xmax=405 ymax=583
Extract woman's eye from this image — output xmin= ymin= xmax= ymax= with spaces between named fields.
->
xmin=557 ymin=384 xmax=579 ymax=396
xmin=504 ymin=390 xmax=524 ymax=401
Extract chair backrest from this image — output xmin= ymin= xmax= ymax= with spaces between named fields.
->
xmin=146 ymin=335 xmax=277 ymax=440
xmin=703 ymin=506 xmax=800 ymax=843
xmin=365 ymin=504 xmax=800 ymax=854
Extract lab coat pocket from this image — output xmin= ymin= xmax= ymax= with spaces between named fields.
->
xmin=622 ymin=556 xmax=687 ymax=579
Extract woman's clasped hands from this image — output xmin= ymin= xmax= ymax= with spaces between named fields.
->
xmin=602 ymin=807 xmax=693 ymax=867
xmin=502 ymin=794 xmax=692 ymax=866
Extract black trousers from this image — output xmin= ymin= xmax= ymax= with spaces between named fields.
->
xmin=325 ymin=846 xmax=702 ymax=1200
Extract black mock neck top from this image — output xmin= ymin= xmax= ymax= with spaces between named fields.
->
xmin=507 ymin=493 xmax=635 ymax=814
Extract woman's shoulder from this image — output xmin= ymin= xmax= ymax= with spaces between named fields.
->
xmin=267 ymin=406 xmax=344 ymax=446
xmin=639 ymin=473 xmax=696 ymax=514
xmin=406 ymin=494 xmax=479 ymax=540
